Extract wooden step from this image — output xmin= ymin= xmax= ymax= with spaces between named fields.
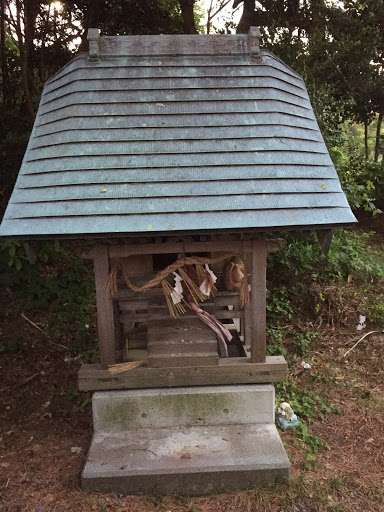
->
xmin=148 ymin=339 xmax=217 ymax=355
xmin=147 ymin=316 xmax=219 ymax=368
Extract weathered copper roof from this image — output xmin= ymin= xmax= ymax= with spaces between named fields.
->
xmin=0 ymin=30 xmax=356 ymax=238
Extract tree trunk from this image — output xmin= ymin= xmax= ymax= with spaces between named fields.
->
xmin=206 ymin=0 xmax=213 ymax=34
xmin=0 ymin=0 xmax=7 ymax=104
xmin=79 ymin=0 xmax=105 ymax=50
xmin=236 ymin=0 xmax=255 ymax=34
xmin=179 ymin=0 xmax=197 ymax=34
xmin=374 ymin=111 xmax=383 ymax=163
xmin=15 ymin=0 xmax=34 ymax=121
xmin=364 ymin=119 xmax=369 ymax=161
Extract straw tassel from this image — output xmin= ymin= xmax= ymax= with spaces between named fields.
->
xmin=105 ymin=263 xmax=119 ymax=298
xmin=223 ymin=256 xmax=250 ymax=308
xmin=108 ymin=360 xmax=147 ymax=375
xmin=178 ymin=267 xmax=208 ymax=304
xmin=162 ymin=279 xmax=186 ymax=318
xmin=240 ymin=277 xmax=250 ymax=308
xmin=195 ymin=264 xmax=206 ymax=286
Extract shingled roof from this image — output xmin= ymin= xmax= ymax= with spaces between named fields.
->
xmin=0 ymin=29 xmax=356 ymax=239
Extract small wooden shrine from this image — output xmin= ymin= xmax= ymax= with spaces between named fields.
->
xmin=0 ymin=28 xmax=356 ymax=495
xmin=78 ymin=237 xmax=289 ymax=390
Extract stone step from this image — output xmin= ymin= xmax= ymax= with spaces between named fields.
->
xmin=92 ymin=385 xmax=275 ymax=433
xmin=82 ymin=423 xmax=290 ymax=495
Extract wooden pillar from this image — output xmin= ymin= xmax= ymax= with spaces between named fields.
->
xmin=113 ymin=301 xmax=124 ymax=362
xmin=93 ymin=245 xmax=116 ymax=369
xmin=250 ymin=239 xmax=267 ymax=363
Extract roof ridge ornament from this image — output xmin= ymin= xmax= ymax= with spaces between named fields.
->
xmin=248 ymin=26 xmax=262 ymax=60
xmin=88 ymin=28 xmax=101 ymax=62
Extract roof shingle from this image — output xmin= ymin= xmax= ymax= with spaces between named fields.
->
xmin=0 ymin=31 xmax=356 ymax=238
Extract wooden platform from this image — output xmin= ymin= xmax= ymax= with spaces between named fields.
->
xmin=78 ymin=355 xmax=287 ymax=391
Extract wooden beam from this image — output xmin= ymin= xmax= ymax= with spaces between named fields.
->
xmin=106 ymin=239 xmax=285 ymax=258
xmin=79 ymin=239 xmax=285 ymax=260
xmin=94 ymin=245 xmax=116 ymax=368
xmin=113 ymin=300 xmax=124 ymax=363
xmin=250 ymin=239 xmax=267 ymax=363
xmin=243 ymin=302 xmax=252 ymax=356
xmin=78 ymin=356 xmax=288 ymax=391
xmin=109 ymin=240 xmax=251 ymax=257
xmin=119 ymin=309 xmax=244 ymax=324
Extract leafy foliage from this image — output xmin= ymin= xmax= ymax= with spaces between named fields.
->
xmin=0 ymin=241 xmax=96 ymax=359
xmin=331 ymin=134 xmax=383 ymax=214
xmin=268 ymin=229 xmax=384 ymax=286
xmin=292 ymin=332 xmax=318 ymax=357
xmin=367 ymin=299 xmax=384 ymax=327
xmin=276 ymin=380 xmax=340 ymax=458
xmin=328 ymin=230 xmax=384 ymax=282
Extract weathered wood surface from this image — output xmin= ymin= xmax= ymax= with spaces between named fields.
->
xmin=125 ymin=331 xmax=147 ymax=349
xmin=100 ymin=34 xmax=249 ymax=57
xmin=243 ymin=302 xmax=252 ymax=355
xmin=93 ymin=246 xmax=116 ymax=368
xmin=107 ymin=239 xmax=284 ymax=258
xmin=78 ymin=356 xmax=288 ymax=391
xmin=117 ymin=288 xmax=240 ymax=299
xmin=250 ymin=240 xmax=267 ymax=363
xmin=120 ymin=309 xmax=243 ymax=324
xmin=119 ymin=290 xmax=243 ymax=359
xmin=113 ymin=300 xmax=124 ymax=362
xmin=148 ymin=304 xmax=220 ymax=368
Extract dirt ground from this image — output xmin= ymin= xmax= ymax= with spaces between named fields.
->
xmin=1 ymin=304 xmax=384 ymax=512
xmin=1 ymin=220 xmax=384 ymax=512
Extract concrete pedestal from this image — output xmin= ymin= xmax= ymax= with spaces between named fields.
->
xmin=82 ymin=384 xmax=290 ymax=495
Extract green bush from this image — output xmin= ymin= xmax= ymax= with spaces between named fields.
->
xmin=367 ymin=299 xmax=384 ymax=327
xmin=292 ymin=332 xmax=318 ymax=356
xmin=268 ymin=231 xmax=324 ymax=279
xmin=331 ymin=136 xmax=383 ymax=215
xmin=275 ymin=380 xmax=340 ymax=456
xmin=268 ymin=229 xmax=384 ymax=284
xmin=328 ymin=230 xmax=384 ymax=282
xmin=0 ymin=240 xmax=96 ymax=359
